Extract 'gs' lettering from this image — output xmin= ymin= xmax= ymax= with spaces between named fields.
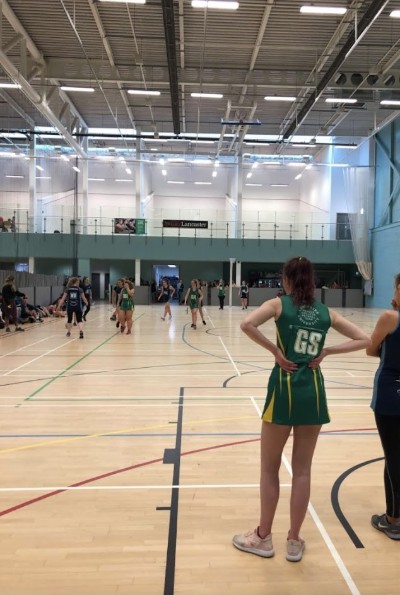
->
xmin=294 ymin=329 xmax=322 ymax=356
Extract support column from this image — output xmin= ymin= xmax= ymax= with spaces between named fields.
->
xmin=28 ymin=136 xmax=37 ymax=232
xmin=237 ymin=152 xmax=243 ymax=239
xmin=81 ymin=136 xmax=88 ymax=234
xmin=28 ymin=257 xmax=35 ymax=274
xmin=229 ymin=257 xmax=235 ymax=307
xmin=135 ymin=258 xmax=141 ymax=287
xmin=135 ymin=138 xmax=143 ymax=217
xmin=236 ymin=261 xmax=242 ymax=287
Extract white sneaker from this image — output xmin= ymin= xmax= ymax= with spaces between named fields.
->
xmin=286 ymin=538 xmax=305 ymax=562
xmin=232 ymin=528 xmax=274 ymax=558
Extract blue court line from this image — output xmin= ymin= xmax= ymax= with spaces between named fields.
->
xmin=0 ymin=431 xmax=378 ymax=438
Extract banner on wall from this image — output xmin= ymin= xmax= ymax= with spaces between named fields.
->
xmin=162 ymin=219 xmax=208 ymax=229
xmin=114 ymin=218 xmax=146 ymax=234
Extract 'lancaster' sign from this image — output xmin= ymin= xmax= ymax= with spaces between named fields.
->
xmin=162 ymin=220 xmax=208 ymax=229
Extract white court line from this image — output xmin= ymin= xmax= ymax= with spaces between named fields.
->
xmin=207 ymin=311 xmax=241 ymax=376
xmin=3 ymin=339 xmax=78 ymax=376
xmin=0 ymin=483 xmax=292 ymax=492
xmin=250 ymin=396 xmax=360 ymax=595
xmin=0 ymin=337 xmax=48 ymax=360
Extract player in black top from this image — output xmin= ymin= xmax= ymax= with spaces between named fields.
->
xmin=57 ymin=277 xmax=88 ymax=338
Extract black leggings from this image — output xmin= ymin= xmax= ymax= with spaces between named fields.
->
xmin=84 ymin=300 xmax=91 ymax=317
xmin=375 ymin=412 xmax=400 ymax=518
xmin=218 ymin=296 xmax=225 ymax=309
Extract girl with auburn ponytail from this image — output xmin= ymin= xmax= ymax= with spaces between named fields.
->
xmin=233 ymin=256 xmax=370 ymax=562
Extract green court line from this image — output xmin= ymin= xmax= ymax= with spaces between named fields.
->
xmin=23 ymin=313 xmax=145 ymax=402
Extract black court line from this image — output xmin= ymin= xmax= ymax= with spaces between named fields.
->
xmin=163 ymin=388 xmax=184 ymax=595
xmin=331 ymin=456 xmax=384 ymax=548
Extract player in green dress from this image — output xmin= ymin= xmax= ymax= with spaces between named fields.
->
xmin=184 ymin=279 xmax=203 ymax=330
xmin=117 ymin=280 xmax=135 ymax=335
xmin=232 ymin=257 xmax=370 ymax=562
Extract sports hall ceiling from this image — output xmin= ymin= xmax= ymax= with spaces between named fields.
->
xmin=1 ymin=0 xmax=400 ymax=157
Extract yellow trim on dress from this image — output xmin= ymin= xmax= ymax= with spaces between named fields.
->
xmin=276 ymin=328 xmax=285 ymax=354
xmin=286 ymin=371 xmax=292 ymax=417
xmin=313 ymin=369 xmax=320 ymax=417
xmin=262 ymin=389 xmax=275 ymax=423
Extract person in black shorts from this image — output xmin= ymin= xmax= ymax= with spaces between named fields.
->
xmin=367 ymin=278 xmax=400 ymax=540
xmin=158 ymin=278 xmax=175 ymax=321
xmin=81 ymin=277 xmax=93 ymax=321
xmin=1 ymin=275 xmax=26 ymax=332
xmin=57 ymin=277 xmax=88 ymax=339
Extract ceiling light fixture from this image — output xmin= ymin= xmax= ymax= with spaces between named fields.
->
xmin=194 ymin=181 xmax=212 ymax=185
xmin=60 ymin=86 xmax=95 ymax=93
xmin=295 ymin=174 xmax=302 ymax=180
xmin=162 ymin=169 xmax=167 ymax=175
xmin=300 ymin=6 xmax=347 ymax=15
xmin=168 ymin=180 xmax=185 ymax=184
xmin=380 ymin=100 xmax=400 ymax=106
xmin=212 ymin=171 xmax=217 ymax=177
xmin=390 ymin=10 xmax=400 ymax=17
xmin=192 ymin=1 xmax=239 ymax=9
xmin=36 ymin=165 xmax=44 ymax=171
xmin=99 ymin=0 xmax=146 ymax=4
xmin=271 ymin=184 xmax=288 ymax=187
xmin=191 ymin=92 xmax=224 ymax=99
xmin=88 ymin=178 xmax=105 ymax=181
xmin=116 ymin=178 xmax=132 ymax=182
xmin=246 ymin=183 xmax=262 ymax=187
xmin=0 ymin=82 xmax=21 ymax=89
xmin=127 ymin=89 xmax=161 ymax=96
xmin=72 ymin=166 xmax=80 ymax=173
xmin=325 ymin=97 xmax=357 ymax=104
xmin=5 ymin=175 xmax=24 ymax=179
xmin=125 ymin=167 xmax=132 ymax=174
xmin=264 ymin=95 xmax=296 ymax=102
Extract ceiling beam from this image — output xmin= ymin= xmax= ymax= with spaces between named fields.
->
xmin=0 ymin=0 xmax=87 ymax=136
xmin=87 ymin=0 xmax=136 ymax=130
xmin=282 ymin=0 xmax=391 ymax=140
xmin=161 ymin=0 xmax=180 ymax=135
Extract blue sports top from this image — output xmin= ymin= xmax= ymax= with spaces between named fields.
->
xmin=371 ymin=312 xmax=400 ymax=415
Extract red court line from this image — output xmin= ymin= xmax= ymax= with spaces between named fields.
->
xmin=0 ymin=430 xmax=376 ymax=519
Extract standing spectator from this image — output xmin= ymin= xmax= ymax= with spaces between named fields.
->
xmin=239 ymin=280 xmax=249 ymax=310
xmin=177 ymin=279 xmax=185 ymax=304
xmin=218 ymin=279 xmax=226 ymax=310
xmin=232 ymin=257 xmax=369 ymax=562
xmin=367 ymin=282 xmax=400 ymax=539
xmin=81 ymin=276 xmax=93 ymax=321
xmin=57 ymin=277 xmax=87 ymax=339
xmin=1 ymin=275 xmax=25 ymax=332
xmin=390 ymin=273 xmax=400 ymax=310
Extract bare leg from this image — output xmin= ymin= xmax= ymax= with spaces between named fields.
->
xmin=258 ymin=422 xmax=292 ymax=537
xmin=289 ymin=425 xmax=321 ymax=540
xmin=126 ymin=311 xmax=133 ymax=332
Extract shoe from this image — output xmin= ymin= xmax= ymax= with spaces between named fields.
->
xmin=193 ymin=324 xmax=196 ymax=330
xmin=66 ymin=331 xmax=71 ymax=337
xmin=110 ymin=315 xmax=116 ymax=321
xmin=73 ymin=322 xmax=77 ymax=326
xmin=286 ymin=538 xmax=305 ymax=562
xmin=202 ymin=320 xmax=206 ymax=325
xmin=168 ymin=315 xmax=172 ymax=320
xmin=161 ymin=317 xmax=165 ymax=321
xmin=15 ymin=327 xmax=25 ymax=332
xmin=116 ymin=321 xmax=120 ymax=328
xmin=232 ymin=528 xmax=274 ymax=558
xmin=191 ymin=323 xmax=194 ymax=328
xmin=126 ymin=329 xmax=132 ymax=335
xmin=5 ymin=327 xmax=11 ymax=333
xmin=371 ymin=514 xmax=400 ymax=540
xmin=79 ymin=331 xmax=84 ymax=339
xmin=120 ymin=326 xmax=125 ymax=333
xmin=83 ymin=316 xmax=87 ymax=321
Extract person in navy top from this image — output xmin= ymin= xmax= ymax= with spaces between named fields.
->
xmin=57 ymin=277 xmax=88 ymax=339
xmin=81 ymin=276 xmax=93 ymax=321
xmin=367 ymin=287 xmax=400 ymax=540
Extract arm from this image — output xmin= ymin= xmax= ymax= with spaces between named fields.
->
xmin=117 ymin=291 xmax=122 ymax=307
xmin=309 ymin=309 xmax=370 ymax=367
xmin=57 ymin=292 xmax=68 ymax=310
xmin=366 ymin=311 xmax=399 ymax=357
xmin=240 ymin=297 xmax=297 ymax=373
xmin=184 ymin=288 xmax=190 ymax=305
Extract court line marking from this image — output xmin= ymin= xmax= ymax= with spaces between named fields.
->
xmin=0 ymin=337 xmax=49 ymax=360
xmin=0 ymin=483 xmax=292 ymax=493
xmin=22 ymin=314 xmax=145 ymax=401
xmin=250 ymin=396 xmax=360 ymax=595
xmin=3 ymin=339 xmax=79 ymax=376
xmin=207 ymin=315 xmax=241 ymax=376
xmin=0 ymin=414 xmax=256 ymax=455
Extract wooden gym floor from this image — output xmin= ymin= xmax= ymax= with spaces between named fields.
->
xmin=0 ymin=303 xmax=396 ymax=595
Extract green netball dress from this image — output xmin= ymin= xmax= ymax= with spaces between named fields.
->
xmin=188 ymin=288 xmax=200 ymax=310
xmin=262 ymin=295 xmax=331 ymax=425
xmin=119 ymin=288 xmax=134 ymax=311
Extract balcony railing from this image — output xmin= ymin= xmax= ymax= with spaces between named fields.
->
xmin=0 ymin=209 xmax=354 ymax=242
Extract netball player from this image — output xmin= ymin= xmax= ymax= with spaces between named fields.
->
xmin=196 ymin=279 xmax=207 ymax=325
xmin=184 ymin=279 xmax=203 ymax=330
xmin=232 ymin=257 xmax=369 ymax=562
xmin=239 ymin=280 xmax=249 ymax=309
xmin=117 ymin=280 xmax=135 ymax=334
xmin=57 ymin=277 xmax=87 ymax=338
xmin=81 ymin=276 xmax=92 ymax=321
xmin=158 ymin=278 xmax=175 ymax=320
